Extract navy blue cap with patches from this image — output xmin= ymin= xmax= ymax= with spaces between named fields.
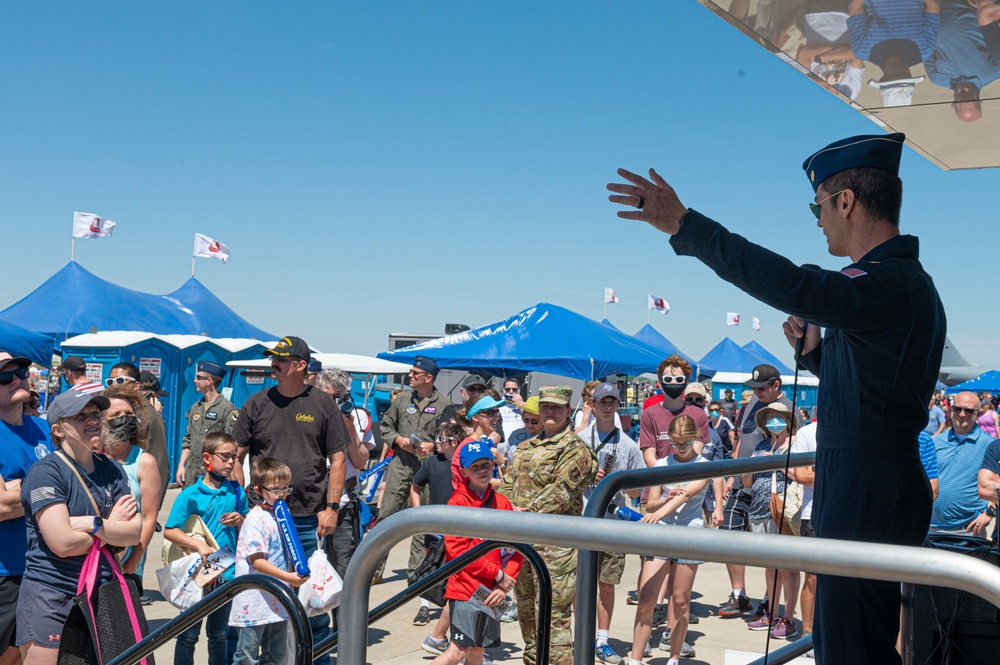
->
xmin=802 ymin=133 xmax=905 ymax=192
xmin=412 ymin=356 xmax=439 ymax=377
xmin=196 ymin=361 xmax=225 ymax=379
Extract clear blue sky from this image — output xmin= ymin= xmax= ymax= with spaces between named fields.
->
xmin=2 ymin=1 xmax=995 ymax=370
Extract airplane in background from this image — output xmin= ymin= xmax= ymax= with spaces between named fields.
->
xmin=938 ymin=337 xmax=982 ymax=386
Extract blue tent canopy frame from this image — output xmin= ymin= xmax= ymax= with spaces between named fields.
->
xmin=377 ymin=303 xmax=671 ymax=380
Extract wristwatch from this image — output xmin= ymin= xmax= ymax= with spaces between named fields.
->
xmin=90 ymin=515 xmax=104 ymax=535
xmin=326 ymin=502 xmax=340 ymax=511
xmin=986 ymin=506 xmax=997 ymax=518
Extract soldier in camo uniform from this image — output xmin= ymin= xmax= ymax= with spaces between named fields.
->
xmin=500 ymin=385 xmax=598 ymax=665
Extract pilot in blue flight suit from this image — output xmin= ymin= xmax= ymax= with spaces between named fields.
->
xmin=608 ymin=132 xmax=946 ymax=664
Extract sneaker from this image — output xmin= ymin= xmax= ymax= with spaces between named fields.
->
xmin=770 ymin=618 xmax=798 ymax=640
xmin=626 ymin=590 xmax=639 ymax=605
xmin=688 ymin=612 xmax=699 ymax=624
xmin=644 ymin=640 xmax=652 ymax=658
xmin=658 ymin=629 xmax=671 ymax=648
xmin=680 ymin=641 xmax=696 ymax=657
xmin=139 ymin=594 xmax=153 ymax=606
xmin=750 ymin=599 xmax=770 ymax=622
xmin=500 ymin=599 xmax=518 ymax=623
xmin=747 ymin=613 xmax=774 ymax=631
xmin=651 ymin=604 xmax=668 ymax=627
xmin=412 ymin=606 xmax=431 ymax=626
xmin=718 ymin=593 xmax=751 ymax=617
xmin=595 ymin=643 xmax=623 ymax=664
xmin=421 ymin=636 xmax=448 ymax=656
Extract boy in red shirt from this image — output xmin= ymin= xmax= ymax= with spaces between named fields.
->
xmin=432 ymin=441 xmax=523 ymax=665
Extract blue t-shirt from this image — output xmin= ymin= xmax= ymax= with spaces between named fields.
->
xmin=165 ymin=478 xmax=248 ymax=582
xmin=21 ymin=451 xmax=131 ymax=595
xmin=925 ymin=406 xmax=946 ymax=434
xmin=0 ymin=416 xmax=54 ymax=575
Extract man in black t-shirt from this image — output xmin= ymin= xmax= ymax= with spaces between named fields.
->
xmin=233 ymin=336 xmax=349 ymax=665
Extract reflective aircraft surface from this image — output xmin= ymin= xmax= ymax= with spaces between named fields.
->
xmin=696 ymin=0 xmax=1000 ymax=170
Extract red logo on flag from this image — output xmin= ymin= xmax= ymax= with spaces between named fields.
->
xmin=89 ymin=218 xmax=101 ymax=233
xmin=208 ymin=241 xmax=220 ymax=253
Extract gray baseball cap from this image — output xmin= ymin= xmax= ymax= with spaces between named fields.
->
xmin=47 ymin=389 xmax=110 ymax=423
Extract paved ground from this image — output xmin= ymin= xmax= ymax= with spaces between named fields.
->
xmin=143 ymin=487 xmax=813 ymax=664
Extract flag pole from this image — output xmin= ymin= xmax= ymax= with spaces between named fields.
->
xmin=71 ymin=238 xmax=75 ymax=262
xmin=604 ymin=302 xmax=607 ymax=320
xmin=191 ymin=256 xmax=196 ymax=278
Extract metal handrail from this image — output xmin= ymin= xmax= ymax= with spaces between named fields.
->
xmin=106 ymin=574 xmax=312 ymax=665
xmin=314 ymin=540 xmax=550 ymax=660
xmin=575 ymin=452 xmax=816 ymax=664
xmin=337 ymin=498 xmax=1000 ymax=665
xmin=746 ymin=634 xmax=814 ymax=665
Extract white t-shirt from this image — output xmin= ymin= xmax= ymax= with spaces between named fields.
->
xmin=578 ymin=424 xmax=645 ymax=517
xmin=499 ymin=403 xmax=523 ymax=438
xmin=791 ymin=422 xmax=817 ymax=520
xmin=342 ymin=408 xmax=375 ymax=507
xmin=573 ymin=410 xmax=623 ymax=431
xmin=229 ymin=507 xmax=290 ymax=627
xmin=655 ymin=454 xmax=709 ymax=527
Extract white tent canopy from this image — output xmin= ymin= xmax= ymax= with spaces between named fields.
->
xmin=228 ymin=353 xmax=411 ymax=375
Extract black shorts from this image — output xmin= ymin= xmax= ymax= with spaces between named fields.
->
xmin=0 ymin=576 xmax=21 ymax=649
xmin=720 ymin=488 xmax=752 ymax=532
xmin=449 ymin=599 xmax=500 ymax=649
xmin=15 ymin=578 xmax=75 ymax=648
xmin=800 ymin=518 xmax=815 ymax=538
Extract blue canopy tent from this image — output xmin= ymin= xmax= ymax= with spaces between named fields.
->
xmin=945 ymin=370 xmax=1000 ymax=394
xmin=702 ymin=337 xmax=819 ymax=409
xmin=163 ymin=278 xmax=274 ymax=339
xmin=0 ymin=262 xmax=273 ymax=341
xmin=600 ymin=318 xmax=622 ymax=332
xmin=0 ymin=318 xmax=55 ymax=366
xmin=632 ymin=324 xmax=714 ymax=377
xmin=742 ymin=340 xmax=794 ymax=375
xmin=377 ymin=303 xmax=668 ymax=380
xmin=700 ymin=338 xmax=768 ymax=374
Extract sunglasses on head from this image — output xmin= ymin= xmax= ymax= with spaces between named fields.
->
xmin=660 ymin=376 xmax=687 ymax=385
xmin=0 ymin=366 xmax=29 ymax=386
xmin=105 ymin=376 xmax=137 ymax=387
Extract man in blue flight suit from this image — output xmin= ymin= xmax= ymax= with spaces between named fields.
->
xmin=608 ymin=132 xmax=946 ymax=664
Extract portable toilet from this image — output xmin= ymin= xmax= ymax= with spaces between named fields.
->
xmin=221 ymin=339 xmax=275 ymax=408
xmin=61 ymin=332 xmax=182 ymax=469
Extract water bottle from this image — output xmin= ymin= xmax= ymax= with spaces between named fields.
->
xmin=607 ymin=504 xmax=643 ymax=522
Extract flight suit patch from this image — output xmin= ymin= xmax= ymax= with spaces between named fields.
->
xmin=840 ymin=268 xmax=867 ymax=279
xmin=192 ymin=412 xmax=201 ymax=422
xmin=206 ymin=411 xmax=218 ymax=421
xmin=407 ymin=405 xmax=417 ymax=414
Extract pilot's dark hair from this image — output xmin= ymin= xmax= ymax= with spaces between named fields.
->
xmin=822 ymin=167 xmax=902 ymax=226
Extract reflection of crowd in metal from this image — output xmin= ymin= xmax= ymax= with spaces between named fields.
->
xmin=729 ymin=0 xmax=1000 ymax=121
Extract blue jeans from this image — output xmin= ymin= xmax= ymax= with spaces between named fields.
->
xmin=233 ymin=623 xmax=287 ymax=665
xmin=173 ymin=594 xmax=234 ymax=665
xmin=292 ymin=515 xmax=330 ymax=665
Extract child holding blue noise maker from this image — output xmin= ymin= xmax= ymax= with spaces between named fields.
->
xmin=230 ymin=457 xmax=310 ymax=665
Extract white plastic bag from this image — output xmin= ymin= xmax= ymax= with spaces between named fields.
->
xmin=156 ymin=552 xmax=204 ymax=610
xmin=297 ymin=550 xmax=342 ymax=616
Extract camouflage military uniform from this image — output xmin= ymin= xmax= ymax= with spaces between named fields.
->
xmin=181 ymin=394 xmax=238 ymax=486
xmin=501 ymin=387 xmax=598 ymax=665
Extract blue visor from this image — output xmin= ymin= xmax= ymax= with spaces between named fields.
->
xmin=467 ymin=395 xmax=506 ymax=419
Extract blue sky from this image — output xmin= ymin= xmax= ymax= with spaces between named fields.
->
xmin=2 ymin=1 xmax=996 ymax=370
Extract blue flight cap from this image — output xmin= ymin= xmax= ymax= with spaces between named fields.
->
xmin=197 ymin=361 xmax=225 ymax=379
xmin=460 ymin=440 xmax=495 ymax=468
xmin=412 ymin=356 xmax=439 ymax=377
xmin=307 ymin=358 xmax=322 ymax=374
xmin=802 ymin=133 xmax=905 ymax=192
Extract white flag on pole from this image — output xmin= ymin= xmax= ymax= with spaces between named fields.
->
xmin=752 ymin=316 xmax=761 ymax=331
xmin=727 ymin=312 xmax=740 ymax=326
xmin=193 ymin=233 xmax=231 ymax=263
xmin=604 ymin=287 xmax=619 ymax=304
xmin=72 ymin=212 xmax=116 ymax=239
xmin=648 ymin=295 xmax=670 ymax=315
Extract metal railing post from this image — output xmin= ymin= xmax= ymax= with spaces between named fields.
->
xmin=338 ymin=501 xmax=1000 ymax=665
xmin=106 ymin=574 xmax=312 ymax=665
xmin=574 ymin=452 xmax=816 ymax=664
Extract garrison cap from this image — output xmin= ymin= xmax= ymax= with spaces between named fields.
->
xmin=196 ymin=361 xmax=225 ymax=379
xmin=538 ymin=385 xmax=572 ymax=406
xmin=802 ymin=133 xmax=905 ymax=192
xmin=412 ymin=356 xmax=439 ymax=377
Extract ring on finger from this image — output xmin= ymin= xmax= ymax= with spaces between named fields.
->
xmin=636 ymin=195 xmax=645 ymax=210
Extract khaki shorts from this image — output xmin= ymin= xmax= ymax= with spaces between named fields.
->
xmin=598 ymin=550 xmax=626 ymax=585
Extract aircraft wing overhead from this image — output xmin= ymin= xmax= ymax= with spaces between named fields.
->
xmin=695 ymin=1 xmax=1000 ymax=170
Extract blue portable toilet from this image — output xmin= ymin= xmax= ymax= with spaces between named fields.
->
xmin=222 ymin=339 xmax=276 ymax=408
xmin=61 ymin=332 xmax=182 ymax=468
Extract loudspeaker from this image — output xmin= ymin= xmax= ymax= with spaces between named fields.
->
xmin=908 ymin=533 xmax=1000 ymax=664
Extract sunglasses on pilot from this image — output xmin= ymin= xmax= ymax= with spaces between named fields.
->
xmin=0 ymin=367 xmax=30 ymax=386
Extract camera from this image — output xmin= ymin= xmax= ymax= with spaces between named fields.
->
xmin=336 ymin=395 xmax=355 ymax=415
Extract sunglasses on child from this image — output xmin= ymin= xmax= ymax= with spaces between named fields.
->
xmin=0 ymin=367 xmax=29 ymax=386
xmin=660 ymin=376 xmax=687 ymax=384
